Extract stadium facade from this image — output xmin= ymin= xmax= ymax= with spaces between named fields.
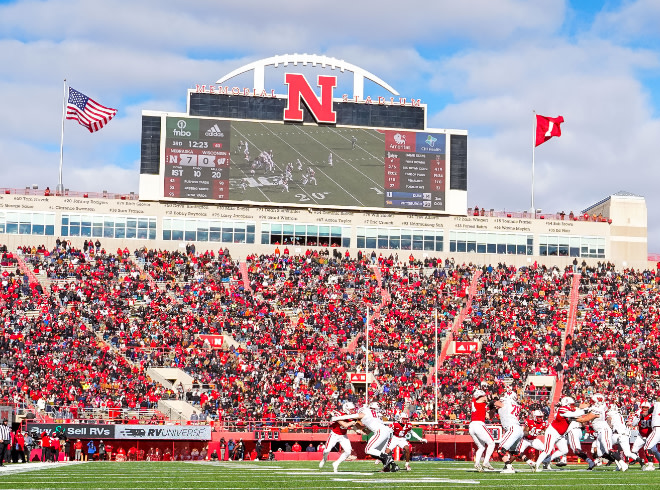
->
xmin=0 ymin=55 xmax=649 ymax=269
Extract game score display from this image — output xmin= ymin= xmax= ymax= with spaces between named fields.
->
xmin=164 ymin=117 xmax=231 ymax=200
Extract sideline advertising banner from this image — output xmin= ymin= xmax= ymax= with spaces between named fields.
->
xmin=114 ymin=425 xmax=212 ymax=441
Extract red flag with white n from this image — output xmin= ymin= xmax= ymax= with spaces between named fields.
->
xmin=535 ymin=114 xmax=564 ymax=147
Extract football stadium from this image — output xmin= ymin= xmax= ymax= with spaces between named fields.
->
xmin=0 ymin=54 xmax=658 ymax=488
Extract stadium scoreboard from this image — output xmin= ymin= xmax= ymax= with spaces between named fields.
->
xmin=160 ymin=115 xmax=449 ymax=210
xmin=140 ymin=64 xmax=467 ymax=214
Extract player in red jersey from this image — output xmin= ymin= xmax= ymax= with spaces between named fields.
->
xmin=320 ymin=401 xmax=356 ymax=472
xmin=534 ymin=396 xmax=585 ymax=472
xmin=385 ymin=412 xmax=427 ymax=471
xmin=632 ymin=401 xmax=656 ymax=470
xmin=517 ymin=410 xmax=546 ymax=468
xmin=469 ymin=389 xmax=496 ymax=472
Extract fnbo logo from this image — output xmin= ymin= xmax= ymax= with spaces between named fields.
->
xmin=173 ymin=120 xmax=191 ymax=137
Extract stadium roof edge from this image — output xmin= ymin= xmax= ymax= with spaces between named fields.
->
xmin=581 ymin=191 xmax=645 ymax=214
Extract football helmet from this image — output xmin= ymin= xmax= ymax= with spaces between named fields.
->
xmin=560 ymin=396 xmax=576 ymax=407
xmin=369 ymin=401 xmax=381 ymax=411
xmin=473 ymin=389 xmax=486 ymax=399
xmin=342 ymin=401 xmax=355 ymax=413
xmin=502 ymin=391 xmax=518 ymax=402
xmin=532 ymin=410 xmax=543 ymax=420
xmin=591 ymin=393 xmax=606 ymax=405
xmin=399 ymin=411 xmax=410 ymax=420
xmin=641 ymin=401 xmax=652 ymax=409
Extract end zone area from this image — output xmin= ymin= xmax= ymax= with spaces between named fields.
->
xmin=0 ymin=461 xmax=657 ymax=489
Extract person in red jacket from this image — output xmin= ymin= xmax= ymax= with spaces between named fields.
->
xmin=74 ymin=439 xmax=83 ymax=461
xmin=11 ymin=429 xmax=25 ymax=463
xmin=41 ymin=432 xmax=51 ymax=462
xmin=291 ymin=441 xmax=302 ymax=452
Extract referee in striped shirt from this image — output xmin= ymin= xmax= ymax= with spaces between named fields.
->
xmin=0 ymin=419 xmax=11 ymax=466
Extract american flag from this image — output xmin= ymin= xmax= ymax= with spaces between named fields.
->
xmin=66 ymin=87 xmax=117 ymax=133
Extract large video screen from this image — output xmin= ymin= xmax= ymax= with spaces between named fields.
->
xmin=163 ymin=117 xmax=447 ymax=211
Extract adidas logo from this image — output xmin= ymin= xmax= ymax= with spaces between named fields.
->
xmin=205 ymin=124 xmax=224 ymax=137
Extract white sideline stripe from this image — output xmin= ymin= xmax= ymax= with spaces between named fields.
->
xmin=286 ymin=471 xmax=374 ymax=476
xmin=0 ymin=461 xmax=87 ymax=475
xmin=333 ymin=477 xmax=480 ymax=484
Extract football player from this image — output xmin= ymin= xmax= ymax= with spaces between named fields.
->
xmin=332 ymin=401 xmax=397 ymax=471
xmin=577 ymin=393 xmax=628 ymax=471
xmin=534 ymin=396 xmax=585 ymax=472
xmin=320 ymin=401 xmax=356 ymax=472
xmin=493 ymin=391 xmax=524 ymax=474
xmin=518 ymin=410 xmax=546 ymax=468
xmin=386 ymin=412 xmax=427 ymax=471
xmin=469 ymin=389 xmax=496 ymax=472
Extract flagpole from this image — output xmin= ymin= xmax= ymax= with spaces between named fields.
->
xmin=531 ymin=110 xmax=536 ymax=216
xmin=365 ymin=305 xmax=369 ymax=406
xmin=58 ymin=79 xmax=67 ymax=195
xmin=434 ymin=307 xmax=438 ymax=425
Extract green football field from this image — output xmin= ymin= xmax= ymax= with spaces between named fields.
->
xmin=229 ymin=120 xmax=387 ymax=207
xmin=1 ymin=460 xmax=658 ymax=489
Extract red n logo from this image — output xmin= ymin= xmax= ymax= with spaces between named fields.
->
xmin=284 ymin=74 xmax=337 ymax=124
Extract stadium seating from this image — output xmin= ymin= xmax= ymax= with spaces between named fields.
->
xmin=3 ymin=242 xmax=659 ymax=429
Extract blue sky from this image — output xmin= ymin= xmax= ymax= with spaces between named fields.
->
xmin=1 ymin=0 xmax=660 ymax=251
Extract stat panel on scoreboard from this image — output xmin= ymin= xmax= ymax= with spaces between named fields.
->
xmin=163 ymin=117 xmax=231 ymax=200
xmin=383 ymin=131 xmax=445 ymax=210
xmin=160 ymin=116 xmax=449 ymax=212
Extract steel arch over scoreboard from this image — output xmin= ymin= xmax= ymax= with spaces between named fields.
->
xmin=216 ymin=53 xmax=400 ymax=100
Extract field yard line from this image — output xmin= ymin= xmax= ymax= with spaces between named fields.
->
xmin=227 ymin=126 xmax=273 ymax=201
xmin=248 ymin=124 xmax=321 ymax=204
xmin=332 ymin=477 xmax=480 ymax=484
xmin=329 ymin=127 xmax=386 ymax=168
xmin=356 ymin=128 xmax=387 ymax=145
xmin=476 ymin=485 xmax=648 ymax=488
xmin=0 ymin=461 xmax=87 ymax=476
xmin=294 ymin=126 xmax=384 ymax=191
xmin=256 ymin=123 xmax=365 ymax=206
xmin=233 ymin=126 xmax=320 ymax=204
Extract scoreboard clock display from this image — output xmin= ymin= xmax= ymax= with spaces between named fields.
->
xmin=160 ymin=116 xmax=454 ymax=212
xmin=163 ymin=117 xmax=231 ymax=200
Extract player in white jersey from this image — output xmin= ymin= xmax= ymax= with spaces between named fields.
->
xmin=608 ymin=404 xmax=638 ymax=462
xmin=328 ymin=153 xmax=333 ymax=166
xmin=493 ymin=391 xmax=524 ymax=474
xmin=578 ymin=393 xmax=627 ymax=471
xmin=331 ymin=401 xmax=396 ymax=471
xmin=643 ymin=400 xmax=660 ymax=469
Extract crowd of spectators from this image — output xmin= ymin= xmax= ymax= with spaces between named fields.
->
xmin=2 ymin=241 xmax=660 ymax=430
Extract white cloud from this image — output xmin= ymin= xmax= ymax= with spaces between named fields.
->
xmin=592 ymin=0 xmax=660 ymax=41
xmin=2 ymin=0 xmax=660 ymax=250
xmin=429 ymin=34 xmax=660 ymax=250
